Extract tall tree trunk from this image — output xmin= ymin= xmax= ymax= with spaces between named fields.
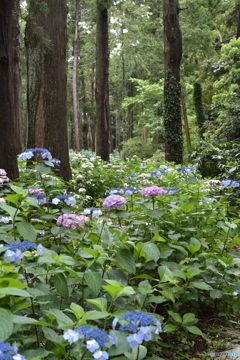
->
xmin=95 ymin=0 xmax=110 ymax=161
xmin=73 ymin=0 xmax=81 ymax=151
xmin=25 ymin=0 xmax=72 ymax=181
xmin=163 ymin=0 xmax=183 ymax=164
xmin=0 ymin=0 xmax=19 ymax=179
xmin=12 ymin=0 xmax=23 ymax=154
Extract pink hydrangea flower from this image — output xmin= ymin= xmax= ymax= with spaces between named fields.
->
xmin=0 ymin=198 xmax=6 ymax=203
xmin=116 ymin=170 xmax=125 ymax=173
xmin=28 ymin=189 xmax=45 ymax=195
xmin=0 ymin=169 xmax=7 ymax=176
xmin=103 ymin=195 xmax=127 ymax=210
xmin=57 ymin=214 xmax=90 ymax=230
xmin=141 ymin=186 xmax=165 ymax=198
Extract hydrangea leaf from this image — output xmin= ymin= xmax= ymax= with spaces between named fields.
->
xmin=0 ymin=308 xmax=13 ymax=341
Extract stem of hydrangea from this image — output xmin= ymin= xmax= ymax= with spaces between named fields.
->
xmin=152 ymin=197 xmax=155 ymax=210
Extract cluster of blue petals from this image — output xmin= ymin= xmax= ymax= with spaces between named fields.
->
xmin=119 ymin=310 xmax=156 ymax=326
xmin=32 ymin=194 xmax=47 ymax=205
xmin=150 ymin=170 xmax=167 ymax=177
xmin=52 ymin=195 xmax=76 ymax=205
xmin=19 ymin=148 xmax=52 ymax=161
xmin=0 ymin=341 xmax=26 ymax=360
xmin=106 ymin=187 xmax=139 ymax=196
xmin=83 ymin=207 xmax=103 ymax=217
xmin=221 ymin=179 xmax=240 ymax=188
xmin=177 ymin=166 xmax=196 ymax=174
xmin=5 ymin=241 xmax=38 ymax=252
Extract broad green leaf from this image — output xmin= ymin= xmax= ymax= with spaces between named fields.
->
xmin=185 ymin=325 xmax=203 ymax=336
xmin=142 ymin=243 xmax=160 ymax=262
xmin=185 ymin=266 xmax=202 ymax=279
xmin=0 ymin=309 xmax=13 ymax=341
xmin=16 ymin=221 xmax=37 ymax=242
xmin=186 ymin=245 xmax=200 ymax=254
xmin=4 ymin=193 xmax=23 ymax=205
xmin=85 ymin=271 xmax=102 ymax=297
xmin=21 ymin=349 xmax=51 ymax=360
xmin=0 ymin=203 xmax=19 ymax=219
xmin=118 ymin=286 xmax=135 ymax=297
xmin=182 ymin=313 xmax=197 ymax=325
xmin=160 ymin=288 xmax=175 ymax=303
xmin=163 ymin=324 xmax=178 ymax=332
xmin=53 ymin=273 xmax=69 ymax=299
xmin=10 ymin=184 xmax=28 ymax=196
xmin=115 ymin=248 xmax=136 ymax=274
xmin=191 ymin=281 xmax=212 ymax=290
xmin=47 ymin=309 xmax=73 ymax=329
xmin=168 ymin=311 xmax=182 ymax=323
xmin=158 ymin=266 xmax=176 ymax=283
xmin=0 ymin=277 xmax=26 ymax=289
xmin=102 ymin=284 xmax=122 ymax=300
xmin=138 ymin=280 xmax=153 ymax=295
xmin=0 ymin=288 xmax=32 ymax=297
xmin=132 ymin=345 xmax=147 ymax=360
xmin=69 ymin=303 xmax=84 ymax=319
xmin=82 ymin=310 xmax=109 ymax=320
xmin=86 ymin=298 xmax=108 ymax=311
xmin=42 ymin=326 xmax=65 ymax=348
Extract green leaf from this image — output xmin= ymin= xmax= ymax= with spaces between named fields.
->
xmin=0 ymin=288 xmax=32 ymax=297
xmin=47 ymin=309 xmax=73 ymax=329
xmin=0 ymin=203 xmax=19 ymax=219
xmin=86 ymin=298 xmax=108 ymax=311
xmin=185 ymin=325 xmax=203 ymax=336
xmin=115 ymin=248 xmax=136 ymax=274
xmin=10 ymin=184 xmax=28 ymax=196
xmin=82 ymin=310 xmax=109 ymax=320
xmin=53 ymin=273 xmax=69 ymax=299
xmin=185 ymin=267 xmax=202 ymax=279
xmin=158 ymin=266 xmax=176 ymax=283
xmin=142 ymin=243 xmax=160 ymax=262
xmin=168 ymin=311 xmax=182 ymax=323
xmin=16 ymin=221 xmax=37 ymax=242
xmin=69 ymin=303 xmax=84 ymax=319
xmin=163 ymin=324 xmax=178 ymax=332
xmin=191 ymin=281 xmax=212 ymax=290
xmin=160 ymin=288 xmax=175 ymax=303
xmin=182 ymin=313 xmax=197 ymax=325
xmin=186 ymin=245 xmax=200 ymax=254
xmin=132 ymin=345 xmax=147 ymax=360
xmin=85 ymin=271 xmax=102 ymax=297
xmin=21 ymin=349 xmax=51 ymax=360
xmin=0 ymin=309 xmax=13 ymax=341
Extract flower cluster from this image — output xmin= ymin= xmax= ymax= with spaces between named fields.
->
xmin=52 ymin=195 xmax=76 ymax=205
xmin=56 ymin=214 xmax=90 ymax=229
xmin=150 ymin=170 xmax=166 ymax=178
xmin=177 ymin=166 xmax=196 ymax=174
xmin=112 ymin=311 xmax=162 ymax=349
xmin=63 ymin=326 xmax=116 ymax=360
xmin=123 ymin=186 xmax=139 ymax=196
xmin=103 ymin=195 xmax=127 ymax=210
xmin=0 ymin=216 xmax=11 ymax=223
xmin=0 ymin=341 xmax=26 ymax=360
xmin=32 ymin=194 xmax=47 ymax=205
xmin=141 ymin=186 xmax=165 ymax=198
xmin=28 ymin=189 xmax=45 ymax=195
xmin=19 ymin=148 xmax=52 ymax=161
xmin=83 ymin=207 xmax=103 ymax=217
xmin=3 ymin=241 xmax=43 ymax=264
xmin=166 ymin=187 xmax=181 ymax=195
xmin=105 ymin=188 xmax=124 ymax=195
xmin=221 ymin=179 xmax=240 ymax=188
xmin=0 ymin=169 xmax=9 ymax=184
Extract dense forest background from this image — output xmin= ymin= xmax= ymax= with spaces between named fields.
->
xmin=1 ymin=0 xmax=240 ymax=182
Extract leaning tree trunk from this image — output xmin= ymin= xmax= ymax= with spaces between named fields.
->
xmin=163 ymin=0 xmax=183 ymax=164
xmin=25 ymin=0 xmax=72 ymax=181
xmin=95 ymin=0 xmax=110 ymax=161
xmin=0 ymin=0 xmax=19 ymax=180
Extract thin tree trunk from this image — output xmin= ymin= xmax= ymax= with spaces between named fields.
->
xmin=0 ymin=0 xmax=19 ymax=179
xmin=95 ymin=0 xmax=110 ymax=161
xmin=73 ymin=0 xmax=81 ymax=151
xmin=180 ymin=90 xmax=191 ymax=149
xmin=163 ymin=0 xmax=183 ymax=164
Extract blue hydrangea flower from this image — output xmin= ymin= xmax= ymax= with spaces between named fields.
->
xmin=32 ymin=194 xmax=47 ymax=205
xmin=86 ymin=339 xmax=100 ymax=353
xmin=4 ymin=249 xmax=23 ymax=264
xmin=51 ymin=158 xmax=61 ymax=164
xmin=138 ymin=326 xmax=152 ymax=341
xmin=221 ymin=179 xmax=240 ymax=188
xmin=126 ymin=333 xmax=144 ymax=349
xmin=5 ymin=241 xmax=39 ymax=252
xmin=177 ymin=166 xmax=196 ymax=174
xmin=123 ymin=187 xmax=139 ymax=196
xmin=159 ymin=164 xmax=169 ymax=170
xmin=150 ymin=170 xmax=166 ymax=178
xmin=166 ymin=187 xmax=181 ymax=195
xmin=63 ymin=329 xmax=81 ymax=344
xmin=119 ymin=323 xmax=138 ymax=333
xmin=0 ymin=342 xmax=26 ymax=360
xmin=0 ymin=216 xmax=11 ymax=223
xmin=105 ymin=188 xmax=124 ymax=195
xmin=87 ymin=328 xmax=111 ymax=347
xmin=19 ymin=148 xmax=52 ymax=161
xmin=83 ymin=207 xmax=103 ymax=217
xmin=52 ymin=195 xmax=76 ymax=205
xmin=93 ymin=350 xmax=109 ymax=360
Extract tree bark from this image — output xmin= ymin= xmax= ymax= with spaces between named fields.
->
xmin=0 ymin=0 xmax=19 ymax=179
xmin=25 ymin=0 xmax=72 ymax=181
xmin=73 ymin=0 xmax=81 ymax=151
xmin=163 ymin=0 xmax=183 ymax=164
xmin=95 ymin=0 xmax=110 ymax=161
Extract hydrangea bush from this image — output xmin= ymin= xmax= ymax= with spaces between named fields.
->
xmin=0 ymin=150 xmax=239 ymax=359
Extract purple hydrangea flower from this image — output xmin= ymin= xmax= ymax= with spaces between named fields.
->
xmin=141 ymin=186 xmax=165 ymax=198
xmin=103 ymin=195 xmax=127 ymax=210
xmin=56 ymin=214 xmax=90 ymax=230
xmin=28 ymin=189 xmax=45 ymax=195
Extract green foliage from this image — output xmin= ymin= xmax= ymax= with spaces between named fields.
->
xmin=193 ymin=83 xmax=205 ymax=137
xmin=121 ymin=137 xmax=154 ymax=160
